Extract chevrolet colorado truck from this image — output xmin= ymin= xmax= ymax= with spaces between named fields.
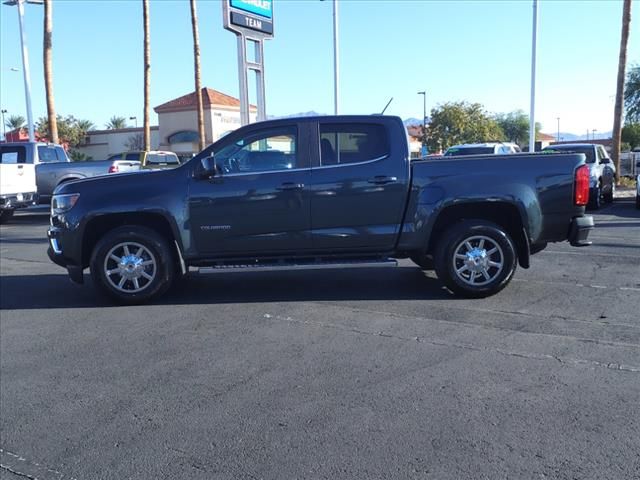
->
xmin=47 ymin=115 xmax=594 ymax=304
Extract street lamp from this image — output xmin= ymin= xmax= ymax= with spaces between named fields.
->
xmin=3 ymin=0 xmax=43 ymax=142
xmin=592 ymin=129 xmax=597 ymax=141
xmin=321 ymin=0 xmax=339 ymax=114
xmin=417 ymin=91 xmax=427 ymax=155
xmin=129 ymin=116 xmax=138 ymax=128
xmin=556 ymin=117 xmax=560 ymax=143
xmin=529 ymin=0 xmax=538 ymax=153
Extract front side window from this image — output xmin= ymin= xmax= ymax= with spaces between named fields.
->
xmin=319 ymin=124 xmax=388 ymax=166
xmin=0 ymin=146 xmax=26 ymax=164
xmin=215 ymin=126 xmax=298 ymax=174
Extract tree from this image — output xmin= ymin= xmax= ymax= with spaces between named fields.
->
xmin=125 ymin=132 xmax=144 ymax=151
xmin=5 ymin=115 xmax=25 ymax=131
xmin=625 ymin=64 xmax=640 ymax=122
xmin=612 ymin=0 xmax=632 ymax=183
xmin=43 ymin=0 xmax=58 ymax=144
xmin=495 ymin=111 xmax=529 ymax=146
xmin=190 ymin=0 xmax=205 ymax=151
xmin=427 ymin=101 xmax=504 ymax=152
xmin=622 ymin=123 xmax=640 ymax=149
xmin=106 ymin=116 xmax=127 ymax=129
xmin=36 ymin=115 xmax=93 ymax=147
xmin=143 ymin=0 xmax=151 ymax=151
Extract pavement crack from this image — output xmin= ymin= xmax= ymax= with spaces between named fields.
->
xmin=262 ymin=313 xmax=640 ymax=374
xmin=0 ymin=464 xmax=37 ymax=480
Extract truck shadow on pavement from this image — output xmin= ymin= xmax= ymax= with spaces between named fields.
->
xmin=0 ymin=268 xmax=451 ymax=310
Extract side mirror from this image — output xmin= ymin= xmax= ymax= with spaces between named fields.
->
xmin=196 ymin=156 xmax=221 ymax=179
xmin=601 ymin=157 xmax=611 ymax=164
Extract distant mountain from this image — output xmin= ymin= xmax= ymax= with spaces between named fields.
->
xmin=268 ymin=111 xmax=324 ymax=119
xmin=403 ymin=117 xmax=423 ymax=126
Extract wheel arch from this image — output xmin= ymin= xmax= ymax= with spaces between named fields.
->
xmin=426 ymin=202 xmax=530 ymax=269
xmin=81 ymin=212 xmax=182 ymax=270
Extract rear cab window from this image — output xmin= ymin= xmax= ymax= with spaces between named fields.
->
xmin=0 ymin=146 xmax=27 ymax=164
xmin=319 ymin=123 xmax=389 ymax=166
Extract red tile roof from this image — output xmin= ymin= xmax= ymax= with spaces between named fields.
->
xmin=154 ymin=87 xmax=257 ymax=113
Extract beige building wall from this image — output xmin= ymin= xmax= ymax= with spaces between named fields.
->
xmin=77 ymin=128 xmax=159 ymax=160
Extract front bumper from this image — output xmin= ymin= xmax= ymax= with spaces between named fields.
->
xmin=569 ymin=215 xmax=594 ymax=247
xmin=0 ymin=192 xmax=38 ymax=210
xmin=47 ymin=228 xmax=84 ymax=284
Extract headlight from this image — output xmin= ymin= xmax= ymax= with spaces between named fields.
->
xmin=51 ymin=193 xmax=80 ymax=215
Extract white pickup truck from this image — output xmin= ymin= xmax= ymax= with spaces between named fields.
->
xmin=0 ymin=145 xmax=38 ymax=223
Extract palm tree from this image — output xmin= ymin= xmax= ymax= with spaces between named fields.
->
xmin=43 ymin=0 xmax=58 ymax=144
xmin=143 ymin=0 xmax=151 ymax=151
xmin=5 ymin=115 xmax=26 ymax=131
xmin=190 ymin=0 xmax=205 ymax=151
xmin=612 ymin=0 xmax=632 ymax=184
xmin=106 ymin=116 xmax=127 ymax=129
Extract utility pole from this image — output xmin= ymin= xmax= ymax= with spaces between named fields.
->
xmin=418 ymin=91 xmax=427 ymax=156
xmin=3 ymin=0 xmax=43 ymax=142
xmin=528 ymin=0 xmax=538 ymax=153
xmin=332 ymin=0 xmax=339 ymax=114
xmin=556 ymin=117 xmax=560 ymax=143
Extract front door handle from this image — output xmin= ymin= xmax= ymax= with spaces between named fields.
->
xmin=277 ymin=182 xmax=304 ymax=191
xmin=367 ymin=175 xmax=398 ymax=185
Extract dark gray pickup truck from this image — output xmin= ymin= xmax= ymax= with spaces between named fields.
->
xmin=47 ymin=115 xmax=594 ymax=304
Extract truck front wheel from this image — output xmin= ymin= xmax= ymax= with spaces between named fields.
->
xmin=0 ymin=209 xmax=15 ymax=224
xmin=90 ymin=226 xmax=174 ymax=304
xmin=434 ymin=220 xmax=517 ymax=298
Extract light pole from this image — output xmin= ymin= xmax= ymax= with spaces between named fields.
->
xmin=3 ymin=0 xmax=43 ymax=142
xmin=129 ymin=116 xmax=138 ymax=128
xmin=528 ymin=0 xmax=538 ymax=153
xmin=592 ymin=129 xmax=597 ymax=141
xmin=332 ymin=0 xmax=339 ymax=114
xmin=556 ymin=117 xmax=560 ymax=143
xmin=1 ymin=109 xmax=7 ymax=140
xmin=418 ymin=91 xmax=427 ymax=155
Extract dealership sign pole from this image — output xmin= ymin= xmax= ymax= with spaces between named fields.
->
xmin=223 ymin=0 xmax=273 ymax=125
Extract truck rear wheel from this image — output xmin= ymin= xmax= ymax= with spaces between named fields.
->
xmin=90 ymin=226 xmax=174 ymax=304
xmin=434 ymin=220 xmax=517 ymax=298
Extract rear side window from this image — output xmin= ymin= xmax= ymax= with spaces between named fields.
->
xmin=319 ymin=123 xmax=389 ymax=166
xmin=0 ymin=146 xmax=27 ymax=164
xmin=37 ymin=146 xmax=63 ymax=163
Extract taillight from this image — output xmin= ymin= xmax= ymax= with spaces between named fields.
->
xmin=108 ymin=165 xmax=119 ymax=173
xmin=575 ymin=165 xmax=590 ymax=206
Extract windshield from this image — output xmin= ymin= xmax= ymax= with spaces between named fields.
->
xmin=444 ymin=147 xmax=495 ymax=156
xmin=544 ymin=146 xmax=595 ymax=163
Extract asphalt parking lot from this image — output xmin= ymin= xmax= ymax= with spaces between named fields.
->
xmin=1 ymin=198 xmax=639 ymax=480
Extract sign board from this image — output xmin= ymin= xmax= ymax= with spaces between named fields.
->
xmin=224 ymin=0 xmax=273 ymax=37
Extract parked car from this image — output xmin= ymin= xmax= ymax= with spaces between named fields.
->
xmin=444 ymin=142 xmax=521 ymax=156
xmin=107 ymin=151 xmax=180 ymax=170
xmin=0 ymin=144 xmax=38 ymax=223
xmin=542 ymin=143 xmax=615 ymax=209
xmin=0 ymin=142 xmax=135 ymax=205
xmin=47 ymin=115 xmax=593 ymax=304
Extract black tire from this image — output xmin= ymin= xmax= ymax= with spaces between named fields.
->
xmin=603 ymin=181 xmax=614 ymax=204
xmin=434 ymin=220 xmax=517 ymax=298
xmin=410 ymin=253 xmax=434 ymax=270
xmin=0 ymin=209 xmax=15 ymax=224
xmin=588 ymin=184 xmax=601 ymax=210
xmin=90 ymin=226 xmax=175 ymax=304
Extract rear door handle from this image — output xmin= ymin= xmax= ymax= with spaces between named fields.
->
xmin=277 ymin=182 xmax=304 ymax=191
xmin=367 ymin=175 xmax=397 ymax=185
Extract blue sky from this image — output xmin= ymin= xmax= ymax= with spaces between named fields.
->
xmin=1 ymin=0 xmax=638 ymax=136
